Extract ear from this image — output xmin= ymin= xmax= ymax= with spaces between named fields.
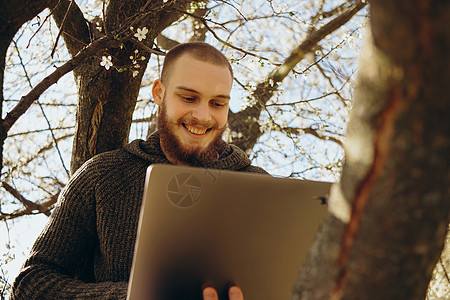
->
xmin=152 ymin=79 xmax=165 ymax=106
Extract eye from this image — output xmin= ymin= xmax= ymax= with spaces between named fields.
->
xmin=180 ymin=95 xmax=196 ymax=102
xmin=211 ymin=100 xmax=227 ymax=108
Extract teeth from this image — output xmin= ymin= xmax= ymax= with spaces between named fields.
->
xmin=185 ymin=124 xmax=208 ymax=135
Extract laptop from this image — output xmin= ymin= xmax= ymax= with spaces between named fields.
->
xmin=127 ymin=164 xmax=331 ymax=300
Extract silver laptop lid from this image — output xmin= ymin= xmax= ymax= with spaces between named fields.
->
xmin=128 ymin=164 xmax=331 ymax=300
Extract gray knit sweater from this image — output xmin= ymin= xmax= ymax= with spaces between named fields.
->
xmin=11 ymin=132 xmax=267 ymax=300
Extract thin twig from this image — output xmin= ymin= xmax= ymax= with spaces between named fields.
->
xmin=51 ymin=0 xmax=75 ymax=58
xmin=8 ymin=126 xmax=74 ymax=137
xmin=131 ymin=38 xmax=166 ymax=56
xmin=265 ymin=92 xmax=340 ymax=107
xmin=441 ymin=257 xmax=450 ymax=284
xmin=13 ymin=41 xmax=70 ymax=176
xmin=26 ymin=11 xmax=53 ymax=49
xmin=216 ymin=0 xmax=248 ymax=21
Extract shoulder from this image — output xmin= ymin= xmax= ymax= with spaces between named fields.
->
xmin=79 ymin=147 xmax=143 ymax=174
xmin=67 ymin=148 xmax=143 ymax=190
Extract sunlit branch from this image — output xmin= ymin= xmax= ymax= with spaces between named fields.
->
xmin=309 ymin=1 xmax=351 ymax=28
xmin=270 ymin=6 xmax=365 ymax=86
xmin=1 ymin=182 xmax=55 ymax=217
xmin=220 ymin=12 xmax=299 ymax=27
xmin=216 ymin=0 xmax=247 ymax=21
xmin=279 ymin=126 xmax=343 ymax=147
xmin=289 ymin=166 xmax=324 ymax=178
xmin=131 ymin=38 xmax=166 ymax=56
xmin=176 ymin=8 xmax=272 ymax=62
xmin=26 ymin=10 xmax=53 ymax=49
xmin=265 ymin=92 xmax=343 ymax=107
xmin=441 ymin=256 xmax=450 ymax=284
xmin=2 ymin=34 xmax=120 ymax=134
xmin=228 ymin=0 xmax=366 ymax=153
xmin=316 ymin=62 xmax=348 ymax=106
xmin=5 ymin=134 xmax=73 ymax=176
xmin=8 ymin=126 xmax=74 ymax=137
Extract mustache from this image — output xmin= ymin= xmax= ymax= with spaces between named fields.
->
xmin=171 ymin=117 xmax=228 ymax=131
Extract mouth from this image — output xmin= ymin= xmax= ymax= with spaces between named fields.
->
xmin=182 ymin=123 xmax=212 ymax=136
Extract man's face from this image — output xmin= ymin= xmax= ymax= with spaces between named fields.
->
xmin=152 ymin=54 xmax=232 ymax=164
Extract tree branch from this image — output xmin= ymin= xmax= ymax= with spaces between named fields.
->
xmin=0 ymin=192 xmax=59 ymax=221
xmin=228 ymin=0 xmax=367 ymax=153
xmin=268 ymin=1 xmax=367 ymax=89
xmin=1 ymin=182 xmax=56 ymax=217
xmin=280 ymin=126 xmax=344 ymax=147
xmin=2 ymin=34 xmax=120 ymax=134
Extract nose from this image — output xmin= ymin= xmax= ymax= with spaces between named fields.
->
xmin=191 ymin=102 xmax=212 ymax=124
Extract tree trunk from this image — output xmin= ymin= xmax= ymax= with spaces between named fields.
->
xmin=293 ymin=1 xmax=450 ymax=299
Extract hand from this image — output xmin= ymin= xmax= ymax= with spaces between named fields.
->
xmin=203 ymin=286 xmax=243 ymax=300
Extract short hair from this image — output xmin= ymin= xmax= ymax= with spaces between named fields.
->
xmin=160 ymin=42 xmax=233 ymax=84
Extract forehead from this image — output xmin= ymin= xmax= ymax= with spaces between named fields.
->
xmin=165 ymin=54 xmax=233 ymax=94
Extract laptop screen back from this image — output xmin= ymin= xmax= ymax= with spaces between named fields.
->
xmin=127 ymin=164 xmax=331 ymax=300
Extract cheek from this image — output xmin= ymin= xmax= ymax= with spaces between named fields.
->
xmin=166 ymin=103 xmax=189 ymax=121
xmin=215 ymin=110 xmax=228 ymax=127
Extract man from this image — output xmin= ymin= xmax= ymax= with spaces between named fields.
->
xmin=11 ymin=42 xmax=267 ymax=299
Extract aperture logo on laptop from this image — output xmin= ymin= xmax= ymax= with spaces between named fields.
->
xmin=167 ymin=173 xmax=202 ymax=208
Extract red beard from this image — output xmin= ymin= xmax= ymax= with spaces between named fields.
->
xmin=157 ymin=102 xmax=226 ymax=165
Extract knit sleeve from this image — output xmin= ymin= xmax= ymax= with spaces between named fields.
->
xmin=11 ymin=158 xmax=128 ymax=300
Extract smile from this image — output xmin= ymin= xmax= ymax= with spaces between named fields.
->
xmin=183 ymin=124 xmax=211 ymax=135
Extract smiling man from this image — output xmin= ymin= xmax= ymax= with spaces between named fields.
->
xmin=154 ymin=43 xmax=233 ymax=165
xmin=11 ymin=42 xmax=267 ymax=300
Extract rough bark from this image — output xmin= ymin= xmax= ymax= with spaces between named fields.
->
xmin=293 ymin=1 xmax=450 ymax=299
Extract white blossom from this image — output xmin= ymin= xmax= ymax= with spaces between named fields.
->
xmin=100 ymin=56 xmax=113 ymax=70
xmin=230 ymin=131 xmax=243 ymax=139
xmin=134 ymin=27 xmax=148 ymax=41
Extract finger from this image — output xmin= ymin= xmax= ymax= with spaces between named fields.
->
xmin=203 ymin=286 xmax=219 ymax=300
xmin=229 ymin=286 xmax=244 ymax=300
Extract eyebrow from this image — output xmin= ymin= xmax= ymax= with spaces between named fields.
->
xmin=174 ymin=86 xmax=231 ymax=100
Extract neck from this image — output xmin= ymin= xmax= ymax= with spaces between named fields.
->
xmin=160 ymin=140 xmax=220 ymax=166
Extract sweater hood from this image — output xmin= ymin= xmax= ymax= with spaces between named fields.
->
xmin=123 ymin=131 xmax=252 ymax=171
